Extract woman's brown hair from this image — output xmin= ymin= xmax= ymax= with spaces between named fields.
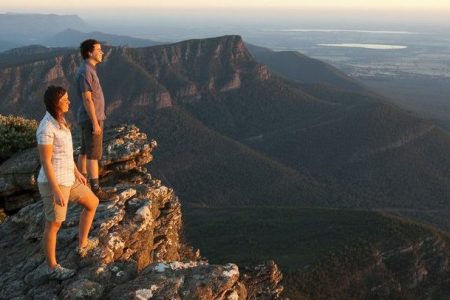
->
xmin=44 ymin=86 xmax=69 ymax=128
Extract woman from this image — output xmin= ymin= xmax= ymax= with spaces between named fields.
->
xmin=37 ymin=86 xmax=99 ymax=280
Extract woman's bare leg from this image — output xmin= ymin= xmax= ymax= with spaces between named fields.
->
xmin=44 ymin=221 xmax=62 ymax=269
xmin=77 ymin=191 xmax=99 ymax=247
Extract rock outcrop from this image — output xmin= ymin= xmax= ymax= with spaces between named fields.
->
xmin=0 ymin=147 xmax=40 ymax=212
xmin=0 ymin=124 xmax=283 ymax=299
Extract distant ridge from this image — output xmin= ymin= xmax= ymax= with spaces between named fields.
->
xmin=0 ymin=13 xmax=162 ymax=53
xmin=0 ymin=13 xmax=87 ymax=42
xmin=246 ymin=43 xmax=365 ymax=92
xmin=0 ymin=39 xmax=20 ymax=53
xmin=44 ymin=29 xmax=162 ymax=48
xmin=2 ymin=45 xmax=56 ymax=56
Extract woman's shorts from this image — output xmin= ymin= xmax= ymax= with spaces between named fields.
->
xmin=38 ymin=180 xmax=91 ymax=222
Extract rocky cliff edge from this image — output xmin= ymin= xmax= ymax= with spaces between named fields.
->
xmin=0 ymin=124 xmax=283 ymax=299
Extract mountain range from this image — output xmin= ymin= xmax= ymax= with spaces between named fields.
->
xmin=43 ymin=29 xmax=161 ymax=48
xmin=1 ymin=34 xmax=450 ymax=298
xmin=0 ymin=13 xmax=87 ymax=45
xmin=1 ymin=35 xmax=450 ymax=212
xmin=0 ymin=14 xmax=161 ymax=52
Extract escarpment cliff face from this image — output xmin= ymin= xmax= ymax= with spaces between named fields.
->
xmin=121 ymin=35 xmax=270 ymax=101
xmin=0 ymin=124 xmax=284 ymax=299
xmin=0 ymin=35 xmax=270 ymax=120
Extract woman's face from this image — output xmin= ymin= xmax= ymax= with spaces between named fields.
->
xmin=56 ymin=92 xmax=70 ymax=114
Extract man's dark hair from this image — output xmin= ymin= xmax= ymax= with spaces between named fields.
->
xmin=44 ymin=85 xmax=67 ymax=123
xmin=80 ymin=39 xmax=100 ymax=60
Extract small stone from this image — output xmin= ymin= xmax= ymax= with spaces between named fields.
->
xmin=135 ymin=205 xmax=151 ymax=222
xmin=226 ymin=290 xmax=239 ymax=300
xmin=153 ymin=263 xmax=169 ymax=273
xmin=116 ymin=271 xmax=125 ymax=277
xmin=134 ymin=285 xmax=158 ymax=300
xmin=111 ymin=266 xmax=119 ymax=272
xmin=222 ymin=264 xmax=239 ymax=278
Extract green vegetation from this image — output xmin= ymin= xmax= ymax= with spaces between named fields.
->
xmin=0 ymin=114 xmax=38 ymax=162
xmin=183 ymin=207 xmax=450 ymax=299
xmin=139 ymin=107 xmax=325 ymax=207
xmin=183 ymin=207 xmax=430 ymax=268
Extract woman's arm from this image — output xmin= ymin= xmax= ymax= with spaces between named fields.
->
xmin=38 ymin=144 xmax=67 ymax=207
xmin=74 ymin=164 xmax=87 ymax=185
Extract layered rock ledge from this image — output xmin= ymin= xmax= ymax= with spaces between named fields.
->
xmin=0 ymin=124 xmax=283 ymax=299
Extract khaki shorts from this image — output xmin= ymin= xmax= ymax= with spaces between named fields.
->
xmin=38 ymin=180 xmax=91 ymax=222
xmin=80 ymin=120 xmax=103 ymax=160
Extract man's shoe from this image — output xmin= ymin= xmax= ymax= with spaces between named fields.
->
xmin=48 ymin=264 xmax=76 ymax=280
xmin=93 ymin=187 xmax=109 ymax=201
xmin=76 ymin=237 xmax=99 ymax=257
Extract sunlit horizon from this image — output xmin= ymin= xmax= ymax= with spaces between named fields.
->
xmin=2 ymin=0 xmax=450 ymax=30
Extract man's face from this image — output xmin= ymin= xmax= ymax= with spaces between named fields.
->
xmin=89 ymin=43 xmax=104 ymax=63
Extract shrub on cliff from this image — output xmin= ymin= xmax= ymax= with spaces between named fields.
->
xmin=0 ymin=114 xmax=38 ymax=162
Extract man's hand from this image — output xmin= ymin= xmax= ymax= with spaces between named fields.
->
xmin=81 ymin=91 xmax=101 ymax=135
xmin=92 ymin=121 xmax=102 ymax=135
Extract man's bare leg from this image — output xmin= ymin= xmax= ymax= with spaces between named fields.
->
xmin=87 ymin=159 xmax=99 ymax=181
xmin=78 ymin=154 xmax=87 ymax=178
xmin=87 ymin=159 xmax=107 ymax=200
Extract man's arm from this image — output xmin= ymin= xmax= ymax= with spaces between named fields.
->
xmin=81 ymin=91 xmax=101 ymax=135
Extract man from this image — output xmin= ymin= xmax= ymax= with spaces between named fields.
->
xmin=76 ymin=39 xmax=107 ymax=200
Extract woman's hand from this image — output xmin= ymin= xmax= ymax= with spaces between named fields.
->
xmin=39 ymin=144 xmax=69 ymax=206
xmin=74 ymin=168 xmax=88 ymax=185
xmin=53 ymin=189 xmax=67 ymax=207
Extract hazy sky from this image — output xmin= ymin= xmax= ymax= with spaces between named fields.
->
xmin=3 ymin=0 xmax=450 ymax=11
xmin=3 ymin=0 xmax=450 ymax=29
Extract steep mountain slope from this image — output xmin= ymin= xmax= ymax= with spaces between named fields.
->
xmin=1 ymin=36 xmax=450 ymax=210
xmin=183 ymin=207 xmax=450 ymax=299
xmin=134 ymin=107 xmax=324 ymax=207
